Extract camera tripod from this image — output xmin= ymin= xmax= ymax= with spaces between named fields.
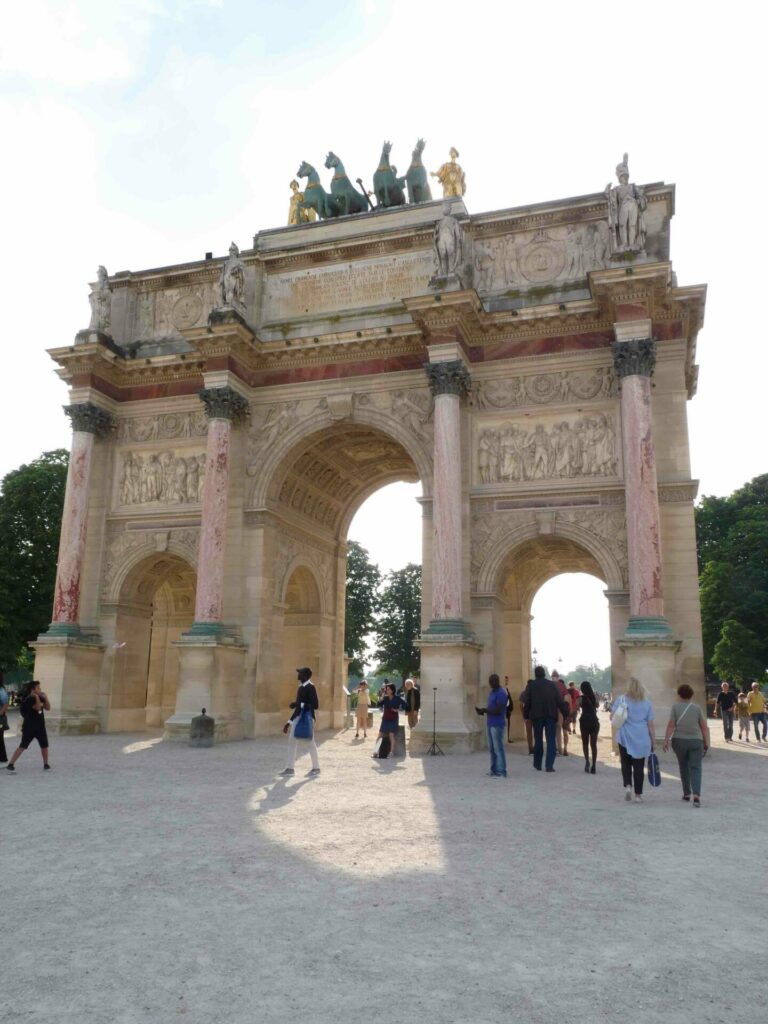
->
xmin=426 ymin=686 xmax=444 ymax=756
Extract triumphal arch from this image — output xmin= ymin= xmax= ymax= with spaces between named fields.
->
xmin=35 ymin=149 xmax=706 ymax=749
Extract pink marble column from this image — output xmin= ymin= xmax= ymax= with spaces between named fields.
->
xmin=190 ymin=387 xmax=248 ymax=633
xmin=425 ymin=360 xmax=471 ymax=631
xmin=613 ymin=337 xmax=670 ymax=633
xmin=50 ymin=403 xmax=113 ymax=635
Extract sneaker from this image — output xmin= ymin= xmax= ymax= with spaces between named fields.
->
xmin=634 ymin=794 xmax=644 ymax=803
xmin=624 ymin=787 xmax=632 ymax=801
xmin=6 ymin=763 xmax=15 ymax=772
xmin=278 ymin=768 xmax=295 ymax=776
xmin=693 ymin=797 xmax=701 ymax=808
xmin=545 ymin=767 xmax=555 ymax=773
xmin=307 ymin=768 xmax=320 ymax=777
xmin=485 ymin=771 xmax=498 ymax=777
xmin=43 ymin=764 xmax=51 ymax=771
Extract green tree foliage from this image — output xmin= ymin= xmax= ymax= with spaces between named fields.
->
xmin=696 ymin=474 xmax=768 ymax=680
xmin=0 ymin=450 xmax=69 ymax=670
xmin=563 ymin=663 xmax=612 ymax=689
xmin=373 ymin=563 xmax=422 ymax=679
xmin=344 ymin=541 xmax=382 ymax=677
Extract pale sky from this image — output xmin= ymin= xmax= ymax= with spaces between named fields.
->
xmin=1 ymin=0 xmax=765 ymax=672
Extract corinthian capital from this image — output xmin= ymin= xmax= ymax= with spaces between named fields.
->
xmin=64 ymin=403 xmax=114 ymax=437
xmin=425 ymin=360 xmax=472 ymax=399
xmin=199 ymin=386 xmax=249 ymax=423
xmin=611 ymin=338 xmax=656 ymax=379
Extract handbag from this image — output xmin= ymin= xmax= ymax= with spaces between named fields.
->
xmin=647 ymin=751 xmax=661 ymax=787
xmin=611 ymin=697 xmax=628 ymax=730
xmin=293 ymin=704 xmax=314 ymax=740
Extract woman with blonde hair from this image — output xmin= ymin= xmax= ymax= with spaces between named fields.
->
xmin=611 ymin=676 xmax=655 ymax=803
xmin=355 ymin=680 xmax=370 ymax=739
xmin=404 ymin=678 xmax=421 ymax=729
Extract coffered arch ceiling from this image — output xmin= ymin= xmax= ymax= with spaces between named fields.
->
xmin=269 ymin=425 xmax=419 ymax=537
xmin=499 ymin=536 xmax=605 ymax=611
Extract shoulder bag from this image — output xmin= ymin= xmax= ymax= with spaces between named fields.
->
xmin=293 ymin=703 xmax=314 ymax=740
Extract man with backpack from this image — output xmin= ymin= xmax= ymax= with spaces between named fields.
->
xmin=6 ymin=680 xmax=52 ymax=772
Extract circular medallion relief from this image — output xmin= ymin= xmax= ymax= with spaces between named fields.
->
xmin=171 ymin=294 xmax=203 ymax=329
xmin=520 ymin=243 xmax=566 ymax=284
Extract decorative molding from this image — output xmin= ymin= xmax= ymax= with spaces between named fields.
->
xmin=425 ymin=360 xmax=471 ymax=398
xmin=64 ymin=403 xmax=115 ymax=437
xmin=473 ymin=367 xmax=615 ymax=409
xmin=101 ymin=525 xmax=199 ymax=600
xmin=659 ymin=482 xmax=699 ymax=503
xmin=117 ymin=410 xmax=208 ymax=443
xmin=612 ymin=337 xmax=656 ymax=379
xmin=199 ymin=386 xmax=249 ymax=423
xmin=272 ymin=532 xmax=334 ymax=613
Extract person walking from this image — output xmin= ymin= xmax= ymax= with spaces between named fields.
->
xmin=403 ymin=678 xmax=420 ymax=729
xmin=612 ymin=677 xmax=654 ymax=803
xmin=522 ymin=666 xmax=570 ymax=773
xmin=551 ymin=670 xmax=568 ymax=754
xmin=662 ymin=683 xmax=710 ymax=807
xmin=504 ymin=676 xmax=514 ymax=743
xmin=747 ymin=681 xmax=767 ymax=742
xmin=355 ymin=680 xmax=370 ymax=739
xmin=372 ymin=683 xmax=406 ymax=759
xmin=0 ymin=672 xmax=10 ymax=763
xmin=715 ymin=682 xmax=737 ymax=742
xmin=579 ymin=680 xmax=600 ymax=774
xmin=566 ymin=680 xmax=581 ymax=734
xmin=279 ymin=667 xmax=320 ymax=777
xmin=736 ymin=691 xmax=751 ymax=742
xmin=520 ymin=680 xmax=534 ymax=754
xmin=476 ymin=674 xmax=508 ymax=777
xmin=6 ymin=680 xmax=51 ymax=772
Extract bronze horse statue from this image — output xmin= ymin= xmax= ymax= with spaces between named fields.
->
xmin=296 ymin=161 xmax=337 ymax=220
xmin=406 ymin=138 xmax=432 ymax=204
xmin=373 ymin=141 xmax=406 ymax=208
xmin=324 ymin=152 xmax=369 ymax=216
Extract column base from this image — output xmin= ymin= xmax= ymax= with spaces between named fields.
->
xmin=30 ymin=634 xmax=106 ymax=734
xmin=618 ymin=628 xmax=682 ymax=740
xmin=422 ymin=618 xmax=477 ymax=640
xmin=623 ymin=615 xmax=674 ymax=638
xmin=411 ymin=632 xmax=484 ymax=754
xmin=181 ymin=621 xmax=242 ymax=642
xmin=165 ymin=638 xmax=247 ymax=742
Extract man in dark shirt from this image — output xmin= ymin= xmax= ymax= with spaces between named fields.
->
xmin=715 ymin=682 xmax=738 ymax=742
xmin=6 ymin=680 xmax=51 ymax=772
xmin=522 ymin=666 xmax=570 ymax=772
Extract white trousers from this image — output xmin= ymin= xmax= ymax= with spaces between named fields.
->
xmin=286 ymin=718 xmax=319 ymax=770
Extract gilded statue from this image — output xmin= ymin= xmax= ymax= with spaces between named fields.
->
xmin=288 ymin=179 xmax=316 ymax=225
xmin=605 ymin=153 xmax=647 ymax=254
xmin=430 ymin=147 xmax=466 ymax=198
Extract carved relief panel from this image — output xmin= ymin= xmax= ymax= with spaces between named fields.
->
xmin=115 ymin=449 xmax=206 ymax=508
xmin=474 ymin=409 xmax=620 ymax=486
xmin=473 ymin=368 xmax=615 ymax=410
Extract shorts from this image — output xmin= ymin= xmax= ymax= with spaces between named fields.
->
xmin=20 ymin=722 xmax=49 ymax=750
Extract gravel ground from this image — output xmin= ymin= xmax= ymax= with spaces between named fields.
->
xmin=3 ymin=710 xmax=766 ymax=1024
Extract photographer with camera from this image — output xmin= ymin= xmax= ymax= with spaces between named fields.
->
xmin=6 ymin=680 xmax=52 ymax=773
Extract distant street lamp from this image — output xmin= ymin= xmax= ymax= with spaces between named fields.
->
xmin=532 ymin=647 xmax=538 ymax=667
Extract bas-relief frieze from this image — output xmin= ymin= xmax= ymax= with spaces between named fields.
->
xmin=117 ymin=411 xmax=208 ymax=443
xmin=132 ymin=282 xmax=220 ymax=340
xmin=263 ymin=251 xmax=433 ymax=320
xmin=471 ymin=222 xmax=611 ymax=295
xmin=473 ymin=368 xmax=615 ymax=410
xmin=470 ymin=507 xmax=628 ymax=589
xmin=118 ymin=450 xmax=206 ymax=507
xmin=475 ymin=412 xmax=619 ymax=485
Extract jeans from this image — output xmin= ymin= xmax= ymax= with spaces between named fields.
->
xmin=752 ymin=712 xmax=767 ymax=740
xmin=618 ymin=743 xmax=645 ymax=794
xmin=487 ymin=723 xmax=506 ymax=776
xmin=721 ymin=709 xmax=734 ymax=740
xmin=532 ymin=717 xmax=557 ymax=770
xmin=671 ymin=737 xmax=704 ymax=796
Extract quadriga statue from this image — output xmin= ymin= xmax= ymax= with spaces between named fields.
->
xmin=406 ymin=138 xmax=432 ymax=204
xmin=373 ymin=141 xmax=406 ymax=208
xmin=324 ymin=151 xmax=369 ymax=215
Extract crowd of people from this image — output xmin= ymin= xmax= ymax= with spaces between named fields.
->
xmin=712 ymin=680 xmax=768 ymax=743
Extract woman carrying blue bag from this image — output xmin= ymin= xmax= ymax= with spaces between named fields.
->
xmin=279 ymin=667 xmax=320 ymax=777
xmin=611 ymin=676 xmax=655 ymax=804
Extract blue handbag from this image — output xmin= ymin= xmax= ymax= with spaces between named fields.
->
xmin=647 ymin=751 xmax=661 ymax=787
xmin=293 ymin=705 xmax=313 ymax=740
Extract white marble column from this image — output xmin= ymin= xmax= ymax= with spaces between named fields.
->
xmin=48 ymin=403 xmax=113 ymax=636
xmin=188 ymin=386 xmax=248 ymax=635
xmin=424 ymin=359 xmax=471 ymax=633
xmin=612 ymin=333 xmax=670 ymax=636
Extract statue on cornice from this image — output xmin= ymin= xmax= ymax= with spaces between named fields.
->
xmin=288 ymin=179 xmax=316 ymax=225
xmin=433 ymin=203 xmax=464 ymax=279
xmin=218 ymin=242 xmax=246 ymax=311
xmin=604 ymin=153 xmax=647 ymax=255
xmin=431 ymin=147 xmax=466 ymax=198
xmin=88 ymin=265 xmax=112 ymax=333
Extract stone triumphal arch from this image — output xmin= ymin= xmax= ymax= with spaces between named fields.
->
xmin=34 ymin=154 xmax=706 ymax=749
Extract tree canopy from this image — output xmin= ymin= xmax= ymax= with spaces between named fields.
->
xmin=696 ymin=473 xmax=768 ymax=682
xmin=0 ymin=450 xmax=69 ymax=670
xmin=344 ymin=541 xmax=381 ymax=677
xmin=372 ymin=563 xmax=422 ymax=680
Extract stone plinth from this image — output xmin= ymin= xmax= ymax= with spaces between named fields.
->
xmin=30 ymin=635 xmax=105 ymax=734
xmin=410 ymin=634 xmax=483 ymax=754
xmin=164 ymin=638 xmax=247 ymax=742
xmin=618 ymin=633 xmax=681 ymax=740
